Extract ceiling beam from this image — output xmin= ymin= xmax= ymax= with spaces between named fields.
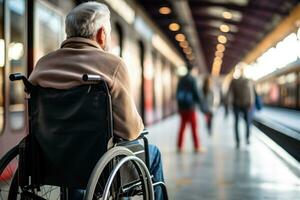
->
xmin=188 ymin=1 xmax=290 ymax=16
xmin=171 ymin=0 xmax=208 ymax=72
xmin=191 ymin=12 xmax=272 ymax=24
xmin=243 ymin=4 xmax=300 ymax=64
xmin=194 ymin=20 xmax=267 ymax=32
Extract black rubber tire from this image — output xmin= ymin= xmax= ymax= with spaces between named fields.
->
xmin=0 ymin=145 xmax=19 ymax=173
xmin=0 ymin=145 xmax=19 ymax=200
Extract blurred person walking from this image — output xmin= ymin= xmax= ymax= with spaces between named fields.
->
xmin=228 ymin=68 xmax=255 ymax=148
xmin=221 ymin=89 xmax=230 ymax=118
xmin=202 ymin=76 xmax=218 ymax=135
xmin=176 ymin=66 xmax=205 ymax=153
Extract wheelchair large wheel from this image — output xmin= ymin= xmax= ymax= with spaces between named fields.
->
xmin=0 ymin=145 xmax=64 ymax=200
xmin=85 ymin=146 xmax=154 ymax=200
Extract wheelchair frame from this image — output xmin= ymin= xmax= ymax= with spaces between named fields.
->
xmin=0 ymin=73 xmax=168 ymax=200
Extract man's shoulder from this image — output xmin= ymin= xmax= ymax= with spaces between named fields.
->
xmin=99 ymin=51 xmax=123 ymax=64
xmin=37 ymin=48 xmax=123 ymax=68
xmin=35 ymin=49 xmax=61 ymax=67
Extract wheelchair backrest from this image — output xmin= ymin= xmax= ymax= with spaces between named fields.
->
xmin=29 ymin=82 xmax=113 ymax=188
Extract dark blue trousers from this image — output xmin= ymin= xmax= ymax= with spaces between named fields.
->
xmin=233 ymin=106 xmax=252 ymax=145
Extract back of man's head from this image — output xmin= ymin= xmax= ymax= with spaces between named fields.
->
xmin=65 ymin=2 xmax=111 ymax=40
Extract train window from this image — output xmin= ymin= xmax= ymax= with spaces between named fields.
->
xmin=162 ymin=59 xmax=172 ymax=117
xmin=153 ymin=53 xmax=163 ymax=120
xmin=161 ymin=58 xmax=168 ymax=117
xmin=151 ymin=51 xmax=157 ymax=121
xmin=123 ymin=39 xmax=142 ymax=114
xmin=9 ymin=0 xmax=26 ymax=130
xmin=34 ymin=0 xmax=64 ymax=63
xmin=0 ymin=0 xmax=4 ymax=133
xmin=111 ymin=23 xmax=123 ymax=56
xmin=171 ymin=65 xmax=178 ymax=113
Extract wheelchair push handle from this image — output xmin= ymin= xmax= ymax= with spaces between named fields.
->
xmin=82 ymin=74 xmax=102 ymax=82
xmin=9 ymin=73 xmax=24 ymax=81
xmin=9 ymin=73 xmax=34 ymax=92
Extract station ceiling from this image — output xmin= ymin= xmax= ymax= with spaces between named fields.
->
xmin=138 ymin=0 xmax=299 ymax=74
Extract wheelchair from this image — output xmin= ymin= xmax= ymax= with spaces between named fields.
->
xmin=0 ymin=73 xmax=168 ymax=200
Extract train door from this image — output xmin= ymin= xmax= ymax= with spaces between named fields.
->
xmin=142 ymin=46 xmax=154 ymax=125
xmin=111 ymin=22 xmax=123 ymax=57
xmin=8 ymin=0 xmax=27 ymax=131
xmin=0 ymin=0 xmax=27 ymax=155
xmin=153 ymin=53 xmax=163 ymax=121
xmin=34 ymin=0 xmax=65 ymax=63
xmin=123 ymin=37 xmax=142 ymax=115
xmin=161 ymin=59 xmax=172 ymax=117
xmin=151 ymin=51 xmax=157 ymax=123
xmin=170 ymin=65 xmax=177 ymax=114
xmin=0 ymin=0 xmax=4 ymax=137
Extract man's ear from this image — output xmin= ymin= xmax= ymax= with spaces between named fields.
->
xmin=96 ymin=27 xmax=106 ymax=48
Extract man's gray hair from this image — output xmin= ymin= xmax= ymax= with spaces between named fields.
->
xmin=65 ymin=1 xmax=111 ymax=39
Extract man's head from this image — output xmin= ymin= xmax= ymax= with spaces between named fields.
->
xmin=65 ymin=2 xmax=111 ymax=51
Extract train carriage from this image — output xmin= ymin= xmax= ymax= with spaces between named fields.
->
xmin=0 ymin=0 xmax=182 ymax=160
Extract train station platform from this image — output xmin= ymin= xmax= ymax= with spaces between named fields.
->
xmin=255 ymin=107 xmax=300 ymax=136
xmin=147 ymin=109 xmax=300 ymax=200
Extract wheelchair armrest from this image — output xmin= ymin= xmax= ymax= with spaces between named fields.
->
xmin=114 ymin=129 xmax=150 ymax=169
xmin=114 ymin=129 xmax=149 ymax=145
xmin=135 ymin=129 xmax=149 ymax=140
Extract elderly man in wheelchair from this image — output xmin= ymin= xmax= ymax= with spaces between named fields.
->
xmin=0 ymin=2 xmax=168 ymax=200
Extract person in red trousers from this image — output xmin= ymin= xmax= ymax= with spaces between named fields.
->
xmin=176 ymin=66 xmax=206 ymax=153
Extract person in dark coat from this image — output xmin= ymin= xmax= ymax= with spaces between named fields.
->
xmin=228 ymin=68 xmax=255 ymax=148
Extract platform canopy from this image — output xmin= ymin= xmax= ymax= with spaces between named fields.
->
xmin=138 ymin=0 xmax=298 ymax=74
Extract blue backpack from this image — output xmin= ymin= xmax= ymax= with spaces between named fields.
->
xmin=177 ymin=89 xmax=194 ymax=106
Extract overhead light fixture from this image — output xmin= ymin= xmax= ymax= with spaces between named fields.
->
xmin=175 ymin=33 xmax=186 ymax=42
xmin=187 ymin=54 xmax=195 ymax=60
xmin=213 ymin=57 xmax=222 ymax=65
xmin=220 ymin=24 xmax=230 ymax=33
xmin=218 ymin=35 xmax=227 ymax=44
xmin=159 ymin=7 xmax=171 ymax=15
xmin=211 ymin=61 xmax=222 ymax=76
xmin=216 ymin=44 xmax=225 ymax=52
xmin=180 ymin=41 xmax=189 ymax=48
xmin=222 ymin=11 xmax=232 ymax=19
xmin=169 ymin=23 xmax=180 ymax=31
xmin=212 ymin=66 xmax=221 ymax=76
xmin=215 ymin=51 xmax=224 ymax=58
xmin=183 ymin=47 xmax=192 ymax=54
xmin=214 ymin=56 xmax=222 ymax=62
xmin=212 ymin=61 xmax=221 ymax=67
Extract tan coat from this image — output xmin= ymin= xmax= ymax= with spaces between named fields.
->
xmin=29 ymin=37 xmax=144 ymax=140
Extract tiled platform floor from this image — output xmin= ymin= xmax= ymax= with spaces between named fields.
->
xmin=147 ymin=109 xmax=300 ymax=200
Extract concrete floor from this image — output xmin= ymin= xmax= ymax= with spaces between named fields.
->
xmin=147 ymin=109 xmax=300 ymax=200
